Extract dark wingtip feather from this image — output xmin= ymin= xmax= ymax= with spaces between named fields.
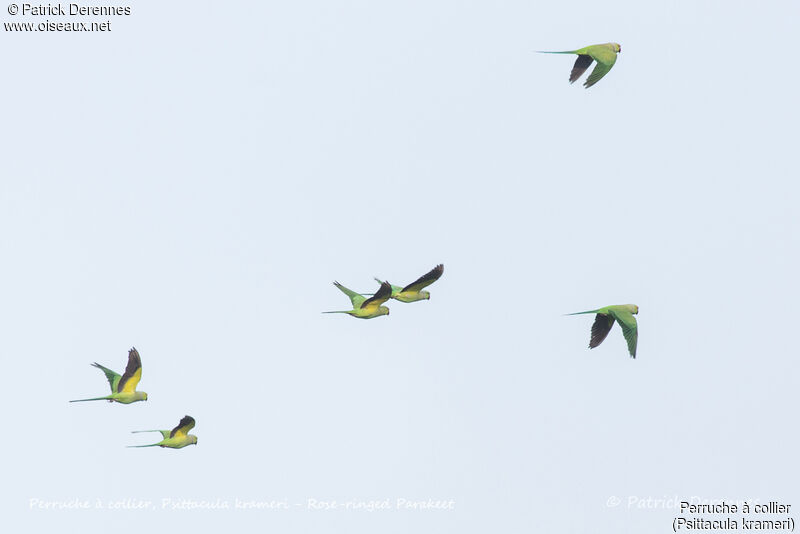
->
xmin=401 ymin=264 xmax=444 ymax=292
xmin=569 ymin=55 xmax=593 ymax=83
xmin=589 ymin=314 xmax=615 ymax=349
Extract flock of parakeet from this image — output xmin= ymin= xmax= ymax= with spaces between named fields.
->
xmin=69 ymin=43 xmax=627 ymax=450
xmin=70 ymin=348 xmax=198 ymax=449
xmin=324 ymin=264 xmax=445 ymax=318
xmin=323 ymin=263 xmax=638 ymax=358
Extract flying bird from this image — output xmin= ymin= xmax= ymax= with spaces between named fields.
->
xmin=70 ymin=347 xmax=148 ymax=404
xmin=538 ymin=43 xmax=621 ymax=88
xmin=128 ymin=415 xmax=198 ymax=448
xmin=323 ymin=280 xmax=392 ymax=319
xmin=567 ymin=304 xmax=639 ymax=358
xmin=374 ymin=264 xmax=444 ymax=303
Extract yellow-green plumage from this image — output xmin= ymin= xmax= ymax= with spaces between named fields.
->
xmin=567 ymin=304 xmax=639 ymax=358
xmin=323 ymin=280 xmax=392 ymax=319
xmin=70 ymin=347 xmax=148 ymax=404
xmin=128 ymin=415 xmax=198 ymax=448
xmin=375 ymin=264 xmax=444 ymax=303
xmin=539 ymin=43 xmax=621 ymax=88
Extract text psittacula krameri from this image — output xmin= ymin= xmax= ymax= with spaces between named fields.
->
xmin=539 ymin=43 xmax=621 ymax=88
xmin=128 ymin=415 xmax=198 ymax=448
xmin=374 ymin=264 xmax=444 ymax=303
xmin=70 ymin=347 xmax=148 ymax=403
xmin=567 ymin=304 xmax=639 ymax=358
xmin=323 ymin=280 xmax=392 ymax=319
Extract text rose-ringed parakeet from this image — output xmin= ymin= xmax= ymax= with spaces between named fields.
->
xmin=128 ymin=415 xmax=198 ymax=448
xmin=323 ymin=280 xmax=392 ymax=319
xmin=374 ymin=264 xmax=444 ymax=303
xmin=70 ymin=347 xmax=148 ymax=404
xmin=567 ymin=304 xmax=638 ymax=358
xmin=539 ymin=43 xmax=621 ymax=88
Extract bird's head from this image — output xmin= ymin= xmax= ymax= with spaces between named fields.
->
xmin=137 ymin=391 xmax=149 ymax=402
xmin=191 ymin=436 xmax=198 ymax=445
xmin=421 ymin=291 xmax=431 ymax=300
xmin=613 ymin=43 xmax=621 ymax=53
xmin=381 ymin=306 xmax=390 ymax=316
xmin=630 ymin=304 xmax=639 ymax=314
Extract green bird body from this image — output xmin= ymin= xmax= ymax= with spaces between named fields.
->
xmin=323 ymin=281 xmax=392 ymax=319
xmin=70 ymin=348 xmax=148 ymax=404
xmin=567 ymin=304 xmax=638 ymax=358
xmin=375 ymin=264 xmax=444 ymax=303
xmin=539 ymin=43 xmax=621 ymax=88
xmin=129 ymin=415 xmax=198 ymax=448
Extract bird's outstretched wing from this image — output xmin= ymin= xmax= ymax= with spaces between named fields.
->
xmin=91 ymin=362 xmax=120 ymax=393
xmin=570 ymin=55 xmax=594 ymax=83
xmin=333 ymin=282 xmax=363 ymax=307
xmin=609 ymin=309 xmax=638 ymax=358
xmin=117 ymin=347 xmax=142 ymax=393
xmin=361 ymin=282 xmax=392 ymax=312
xmin=401 ymin=264 xmax=444 ymax=293
xmin=583 ymin=55 xmax=617 ymax=88
xmin=170 ymin=416 xmax=196 ymax=438
xmin=589 ymin=314 xmax=615 ymax=348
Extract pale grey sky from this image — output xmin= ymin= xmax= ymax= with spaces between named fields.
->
xmin=2 ymin=1 xmax=798 ymax=532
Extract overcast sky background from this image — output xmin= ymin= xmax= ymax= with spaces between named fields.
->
xmin=2 ymin=1 xmax=798 ymax=532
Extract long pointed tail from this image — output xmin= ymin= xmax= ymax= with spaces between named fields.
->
xmin=564 ymin=310 xmax=599 ymax=316
xmin=69 ymin=396 xmax=111 ymax=402
xmin=131 ymin=430 xmax=162 ymax=433
xmin=126 ymin=444 xmax=160 ymax=448
xmin=536 ymin=50 xmax=577 ymax=54
xmin=321 ymin=311 xmax=349 ymax=314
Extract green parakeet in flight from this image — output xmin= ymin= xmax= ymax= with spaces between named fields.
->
xmin=323 ymin=280 xmax=392 ymax=319
xmin=539 ymin=43 xmax=621 ymax=88
xmin=567 ymin=304 xmax=639 ymax=358
xmin=374 ymin=264 xmax=444 ymax=303
xmin=128 ymin=415 xmax=198 ymax=448
xmin=70 ymin=347 xmax=148 ymax=404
